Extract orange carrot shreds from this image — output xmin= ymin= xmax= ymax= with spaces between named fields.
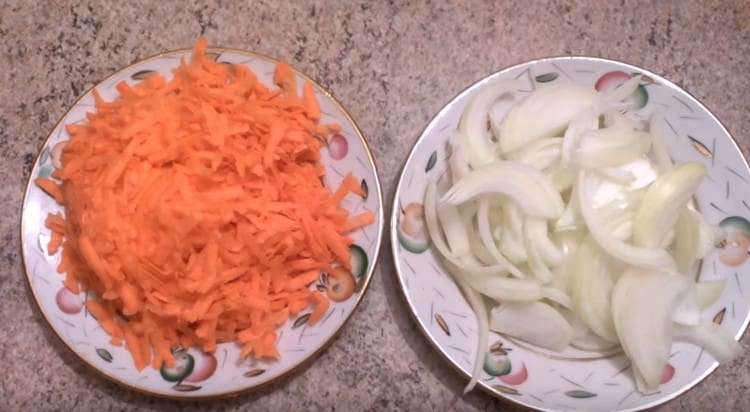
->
xmin=307 ymin=291 xmax=330 ymax=325
xmin=35 ymin=178 xmax=64 ymax=204
xmin=302 ymin=82 xmax=321 ymax=121
xmin=342 ymin=211 xmax=376 ymax=233
xmin=36 ymin=38 xmax=374 ymax=371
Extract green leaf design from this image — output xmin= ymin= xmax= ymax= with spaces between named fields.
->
xmin=535 ymin=72 xmax=559 ymax=83
xmin=360 ymin=179 xmax=369 ymax=200
xmin=349 ymin=244 xmax=368 ymax=279
xmin=37 ymin=164 xmax=54 ymax=179
xmin=425 ymin=151 xmax=437 ymax=172
xmin=292 ymin=313 xmax=311 ymax=329
xmin=565 ymin=389 xmax=597 ymax=399
xmin=40 ymin=147 xmax=50 ymax=165
xmin=96 ymin=348 xmax=113 ymax=363
xmin=131 ymin=70 xmax=157 ymax=81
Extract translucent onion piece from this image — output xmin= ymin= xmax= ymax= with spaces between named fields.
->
xmin=499 ymin=84 xmax=598 ymax=154
xmin=506 ymin=137 xmax=563 ymax=171
xmin=476 ymin=198 xmax=525 ymax=278
xmin=576 ymin=130 xmax=651 ymax=169
xmin=489 ymin=301 xmax=574 ymax=351
xmin=441 ymin=161 xmax=564 ymax=219
xmin=448 ymin=131 xmax=472 ymax=182
xmin=599 ymin=75 xmax=642 ymax=107
xmin=632 ymin=161 xmax=706 ymax=248
xmin=612 ymin=268 xmax=689 ymax=392
xmin=578 ymin=171 xmax=676 ymax=270
xmin=561 ymin=108 xmax=598 ymax=166
xmin=455 ymin=274 xmax=489 ymax=394
xmin=696 ymin=279 xmax=727 ymax=310
xmin=458 ymin=78 xmax=520 ymax=168
xmin=673 ymin=321 xmax=742 ymax=363
xmin=570 ymin=237 xmax=620 ymax=342
xmin=424 ymin=183 xmax=509 ymax=275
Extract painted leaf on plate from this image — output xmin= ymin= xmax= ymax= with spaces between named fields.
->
xmin=244 ymin=369 xmax=266 ymax=378
xmin=535 ymin=72 xmax=559 ymax=83
xmin=96 ymin=348 xmax=113 ymax=363
xmin=565 ymin=389 xmax=597 ymax=399
xmin=435 ymin=313 xmax=450 ymax=336
xmin=425 ymin=150 xmax=437 ymax=172
xmin=293 ymin=313 xmax=311 ymax=329
xmin=688 ymin=135 xmax=712 ymax=159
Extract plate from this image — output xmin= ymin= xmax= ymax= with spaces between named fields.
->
xmin=21 ymin=47 xmax=383 ymax=399
xmin=391 ymin=57 xmax=749 ymax=411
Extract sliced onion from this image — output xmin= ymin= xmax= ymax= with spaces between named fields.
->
xmin=498 ymin=83 xmax=598 ymax=154
xmin=448 ymin=131 xmax=472 ymax=182
xmin=632 ymin=162 xmax=706 ymax=248
xmin=576 ymin=130 xmax=651 ymax=169
xmin=570 ymin=237 xmax=620 ymax=342
xmin=612 ymin=268 xmax=689 ymax=391
xmin=441 ymin=161 xmax=565 ymax=219
xmin=696 ymin=279 xmax=727 ymax=310
xmin=476 ymin=198 xmax=525 ymax=278
xmin=542 ymin=286 xmax=573 ymax=309
xmin=561 ymin=108 xmax=598 ymax=166
xmin=595 ymin=167 xmax=637 ymax=185
xmin=424 ymin=183 xmax=509 ymax=275
xmin=489 ymin=301 xmax=574 ymax=351
xmin=446 ymin=261 xmax=543 ymax=302
xmin=458 ymin=78 xmax=520 ymax=168
xmin=673 ymin=321 xmax=742 ymax=363
xmin=506 ymin=137 xmax=563 ymax=171
xmin=578 ymin=171 xmax=676 ymax=270
xmin=599 ymin=75 xmax=642 ymax=107
xmin=437 ymin=202 xmax=471 ymax=258
xmin=525 ymin=217 xmax=564 ymax=266
xmin=673 ymin=281 xmax=701 ymax=326
xmin=672 ymin=207 xmax=701 ymax=273
xmin=454 ymin=274 xmax=489 ymax=394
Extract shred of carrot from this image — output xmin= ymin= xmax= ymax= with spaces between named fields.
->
xmin=302 ymin=82 xmax=321 ymax=121
xmin=35 ymin=38 xmax=373 ymax=371
xmin=342 ymin=211 xmax=376 ymax=232
xmin=35 ymin=178 xmax=64 ymax=204
xmin=307 ymin=291 xmax=329 ymax=325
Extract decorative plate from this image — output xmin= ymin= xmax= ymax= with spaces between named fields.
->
xmin=391 ymin=57 xmax=749 ymax=411
xmin=21 ymin=47 xmax=383 ymax=399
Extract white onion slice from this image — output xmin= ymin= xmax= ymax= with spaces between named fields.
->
xmin=441 ymin=161 xmax=564 ymax=219
xmin=578 ymin=171 xmax=676 ymax=270
xmin=612 ymin=268 xmax=689 ymax=391
xmin=489 ymin=301 xmax=574 ymax=351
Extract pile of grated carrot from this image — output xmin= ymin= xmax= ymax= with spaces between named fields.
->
xmin=35 ymin=38 xmax=374 ymax=371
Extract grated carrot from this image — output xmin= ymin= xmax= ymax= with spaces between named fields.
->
xmin=36 ymin=38 xmax=374 ymax=371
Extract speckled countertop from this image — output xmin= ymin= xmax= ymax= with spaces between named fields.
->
xmin=1 ymin=1 xmax=749 ymax=411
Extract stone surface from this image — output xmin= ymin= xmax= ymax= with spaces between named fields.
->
xmin=1 ymin=0 xmax=748 ymax=410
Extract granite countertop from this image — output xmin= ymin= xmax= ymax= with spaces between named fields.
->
xmin=1 ymin=1 xmax=748 ymax=410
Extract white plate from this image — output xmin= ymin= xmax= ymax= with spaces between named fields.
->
xmin=391 ymin=56 xmax=749 ymax=411
xmin=21 ymin=47 xmax=383 ymax=399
